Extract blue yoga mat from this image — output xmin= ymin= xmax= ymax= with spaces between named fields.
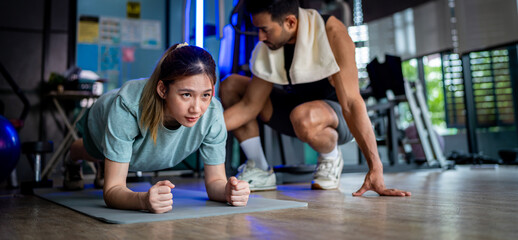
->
xmin=34 ymin=183 xmax=307 ymax=224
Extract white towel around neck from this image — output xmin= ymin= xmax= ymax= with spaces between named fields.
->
xmin=250 ymin=8 xmax=340 ymax=85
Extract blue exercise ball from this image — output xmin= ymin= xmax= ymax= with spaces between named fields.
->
xmin=0 ymin=115 xmax=20 ymax=182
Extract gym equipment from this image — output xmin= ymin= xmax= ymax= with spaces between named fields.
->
xmin=0 ymin=60 xmax=54 ymax=190
xmin=22 ymin=142 xmax=54 ymax=185
xmin=498 ymin=149 xmax=518 ymax=164
xmin=364 ymin=55 xmax=407 ymax=165
xmin=404 ymin=124 xmax=445 ymax=163
xmin=34 ymin=182 xmax=307 ymax=224
xmin=0 ymin=115 xmax=21 ymax=182
xmin=0 ymin=62 xmax=30 ymax=128
xmin=404 ymin=79 xmax=453 ymax=169
xmin=41 ymin=90 xmax=98 ymax=180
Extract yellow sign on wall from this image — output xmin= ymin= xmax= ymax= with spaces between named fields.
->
xmin=78 ymin=16 xmax=99 ymax=43
xmin=127 ymin=2 xmax=140 ymax=19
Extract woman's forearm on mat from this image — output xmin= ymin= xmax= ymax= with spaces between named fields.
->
xmin=205 ymin=179 xmax=227 ymax=202
xmin=103 ymin=185 xmax=148 ymax=210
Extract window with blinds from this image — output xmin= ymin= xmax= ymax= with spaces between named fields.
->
xmin=469 ymin=49 xmax=514 ymax=127
xmin=443 ymin=49 xmax=515 ymax=128
xmin=442 ymin=53 xmax=465 ymax=128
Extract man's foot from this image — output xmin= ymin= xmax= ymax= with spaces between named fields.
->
xmin=63 ymin=163 xmax=84 ymax=190
xmin=94 ymin=161 xmax=104 ymax=189
xmin=311 ymin=149 xmax=343 ymax=190
xmin=236 ymin=160 xmax=276 ymax=191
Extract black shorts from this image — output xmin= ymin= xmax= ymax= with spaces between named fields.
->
xmin=264 ymin=82 xmax=354 ymax=145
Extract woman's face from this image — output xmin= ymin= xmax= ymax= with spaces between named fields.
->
xmin=158 ymin=74 xmax=213 ymax=128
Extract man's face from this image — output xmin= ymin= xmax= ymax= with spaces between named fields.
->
xmin=251 ymin=12 xmax=293 ymax=50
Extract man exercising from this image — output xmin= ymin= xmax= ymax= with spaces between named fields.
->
xmin=220 ymin=0 xmax=410 ymax=196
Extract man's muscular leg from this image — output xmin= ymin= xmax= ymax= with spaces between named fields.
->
xmin=290 ymin=100 xmax=343 ymax=190
xmin=219 ymin=74 xmax=276 ymax=191
xmin=220 ymin=74 xmax=260 ymax=142
xmin=219 ymin=74 xmax=273 ymax=170
xmin=290 ymin=101 xmax=339 ymax=153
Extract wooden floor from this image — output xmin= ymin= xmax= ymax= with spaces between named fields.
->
xmin=1 ymin=165 xmax=518 ymax=240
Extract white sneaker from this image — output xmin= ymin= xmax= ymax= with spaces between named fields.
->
xmin=236 ymin=160 xmax=277 ymax=191
xmin=311 ymin=149 xmax=343 ymax=190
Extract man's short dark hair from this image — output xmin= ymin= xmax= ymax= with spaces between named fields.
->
xmin=245 ymin=0 xmax=299 ymax=24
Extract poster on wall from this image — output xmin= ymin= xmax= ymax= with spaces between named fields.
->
xmin=78 ymin=16 xmax=99 ymax=43
xmin=121 ymin=19 xmax=141 ymax=43
xmin=140 ymin=20 xmax=162 ymax=49
xmin=99 ymin=17 xmax=122 ymax=45
xmin=127 ymin=2 xmax=141 ymax=19
xmin=77 ymin=12 xmax=162 ymax=91
xmin=100 ymin=46 xmax=122 ymax=91
xmin=122 ymin=47 xmax=135 ymax=63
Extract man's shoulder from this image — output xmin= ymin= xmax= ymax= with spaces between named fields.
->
xmin=324 ymin=16 xmax=346 ymax=34
xmin=323 ymin=16 xmax=350 ymax=50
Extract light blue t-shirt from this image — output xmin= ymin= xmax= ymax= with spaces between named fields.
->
xmin=82 ymin=79 xmax=227 ymax=172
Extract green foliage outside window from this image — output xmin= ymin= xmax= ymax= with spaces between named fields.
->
xmin=399 ymin=59 xmax=417 ymax=130
xmin=400 ymin=57 xmax=451 ymax=135
xmin=402 ymin=59 xmax=418 ymax=82
xmin=423 ymin=55 xmax=447 ymax=130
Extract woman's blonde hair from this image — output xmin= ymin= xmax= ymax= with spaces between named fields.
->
xmin=139 ymin=43 xmax=216 ymax=143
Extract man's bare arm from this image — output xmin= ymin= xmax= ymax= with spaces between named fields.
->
xmin=223 ymin=76 xmax=273 ymax=131
xmin=326 ymin=16 xmax=382 ymax=171
xmin=326 ymin=16 xmax=410 ymax=196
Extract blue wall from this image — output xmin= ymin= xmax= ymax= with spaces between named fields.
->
xmin=78 ymin=0 xmax=167 ymax=90
xmin=77 ymin=0 xmax=235 ymax=92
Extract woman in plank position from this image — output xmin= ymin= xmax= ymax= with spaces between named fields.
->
xmin=64 ymin=43 xmax=250 ymax=213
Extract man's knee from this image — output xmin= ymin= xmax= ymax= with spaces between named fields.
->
xmin=219 ymin=74 xmax=246 ymax=95
xmin=290 ymin=102 xmax=337 ymax=143
xmin=219 ymin=74 xmax=248 ymax=107
xmin=290 ymin=105 xmax=318 ymax=142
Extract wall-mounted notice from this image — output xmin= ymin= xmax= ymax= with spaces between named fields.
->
xmin=99 ymin=17 xmax=121 ymax=45
xmin=121 ymin=19 xmax=141 ymax=43
xmin=78 ymin=16 xmax=99 ymax=43
xmin=122 ymin=47 xmax=136 ymax=63
xmin=100 ymin=45 xmax=122 ymax=90
xmin=127 ymin=2 xmax=141 ymax=19
xmin=140 ymin=20 xmax=161 ymax=49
